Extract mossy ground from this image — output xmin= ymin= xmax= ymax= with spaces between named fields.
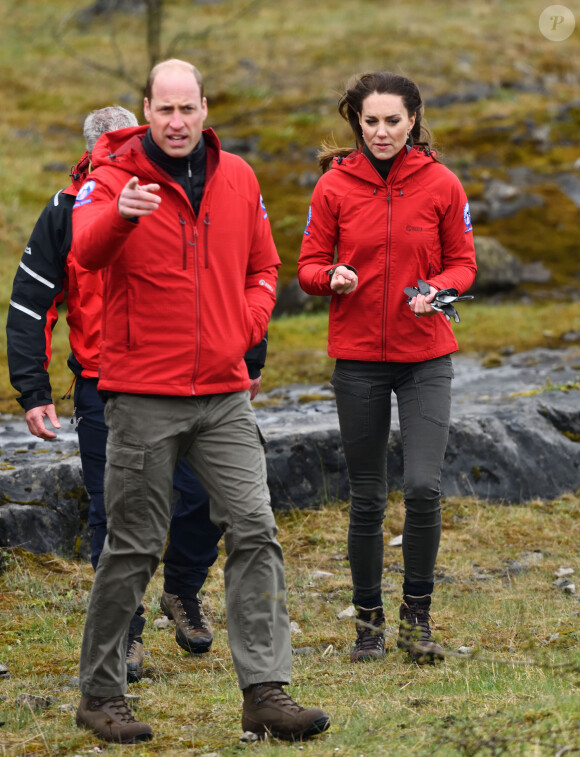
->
xmin=1 ymin=493 xmax=579 ymax=755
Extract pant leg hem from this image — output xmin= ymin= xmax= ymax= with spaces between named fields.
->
xmin=237 ymin=672 xmax=291 ymax=690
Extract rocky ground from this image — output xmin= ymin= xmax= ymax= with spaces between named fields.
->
xmin=0 ymin=347 xmax=579 ymax=559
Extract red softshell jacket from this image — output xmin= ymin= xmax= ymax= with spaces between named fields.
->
xmin=298 ymin=146 xmax=477 ymax=363
xmin=71 ymin=126 xmax=280 ymax=396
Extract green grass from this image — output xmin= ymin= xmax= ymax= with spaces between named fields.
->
xmin=1 ymin=493 xmax=579 ymax=755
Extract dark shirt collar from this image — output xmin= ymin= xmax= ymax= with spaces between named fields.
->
xmin=362 ymin=143 xmax=399 ymax=180
xmin=143 ymin=129 xmax=206 ymax=176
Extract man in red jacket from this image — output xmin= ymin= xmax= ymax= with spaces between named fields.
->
xmin=72 ymin=60 xmax=330 ymax=744
xmin=6 ymin=105 xmax=229 ymax=682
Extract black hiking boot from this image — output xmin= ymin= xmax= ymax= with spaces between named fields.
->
xmin=398 ymin=594 xmax=444 ymax=664
xmin=242 ymin=682 xmax=330 ymax=741
xmin=350 ymin=605 xmax=386 ymax=662
xmin=160 ymin=591 xmax=213 ymax=653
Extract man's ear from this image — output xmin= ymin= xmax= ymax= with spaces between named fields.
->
xmin=202 ymin=96 xmax=208 ymax=121
xmin=144 ymin=97 xmax=151 ymax=123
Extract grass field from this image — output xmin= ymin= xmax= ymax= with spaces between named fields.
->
xmin=1 ymin=494 xmax=579 ymax=755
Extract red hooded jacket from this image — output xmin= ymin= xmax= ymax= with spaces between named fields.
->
xmin=298 ymin=146 xmax=477 ymax=363
xmin=71 ymin=126 xmax=280 ymax=396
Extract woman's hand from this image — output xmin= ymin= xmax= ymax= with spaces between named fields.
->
xmin=408 ymin=285 xmax=438 ymax=316
xmin=330 ymin=265 xmax=358 ymax=295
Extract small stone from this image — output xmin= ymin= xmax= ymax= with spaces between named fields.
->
xmin=310 ymin=570 xmax=333 ymax=580
xmin=59 ymin=703 xmax=76 ymax=713
xmin=457 ymin=646 xmax=474 ymax=655
xmin=388 ymin=534 xmax=403 ymax=547
xmin=520 ymin=551 xmax=543 ymax=566
xmin=337 ymin=605 xmax=356 ymax=620
xmin=153 ymin=616 xmax=172 ymax=629
xmin=240 ymin=730 xmax=260 ymax=742
xmin=289 ymin=621 xmax=302 ymax=635
xmin=292 ymin=646 xmax=316 ymax=656
xmin=15 ymin=693 xmax=57 ymax=710
xmin=553 ymin=577 xmax=576 ymax=592
xmin=554 ymin=567 xmax=574 ymax=578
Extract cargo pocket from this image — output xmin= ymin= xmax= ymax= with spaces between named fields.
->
xmin=411 ymin=355 xmax=454 ymax=427
xmin=105 ymin=442 xmax=147 ymax=526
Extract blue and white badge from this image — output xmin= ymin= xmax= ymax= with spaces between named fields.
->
xmin=463 ymin=201 xmax=472 ymax=233
xmin=260 ymin=195 xmax=268 ymax=220
xmin=304 ymin=205 xmax=312 ymax=236
xmin=74 ymin=180 xmax=96 ymax=208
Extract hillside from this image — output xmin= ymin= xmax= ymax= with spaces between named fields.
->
xmin=0 ymin=0 xmax=579 ymax=412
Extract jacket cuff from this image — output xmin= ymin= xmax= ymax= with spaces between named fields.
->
xmin=328 ymin=264 xmax=358 ymax=282
xmin=18 ymin=390 xmax=54 ymax=413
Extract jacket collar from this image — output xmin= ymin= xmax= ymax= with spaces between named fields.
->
xmin=332 ymin=144 xmax=436 ymax=186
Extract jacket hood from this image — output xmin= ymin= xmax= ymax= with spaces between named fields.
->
xmin=70 ymin=151 xmax=91 ymax=191
xmin=332 ymin=144 xmax=438 ymax=186
xmin=90 ymin=125 xmax=221 ymax=174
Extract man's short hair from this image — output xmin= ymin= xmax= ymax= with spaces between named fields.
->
xmin=83 ymin=106 xmax=138 ymax=154
xmin=145 ymin=59 xmax=204 ymax=101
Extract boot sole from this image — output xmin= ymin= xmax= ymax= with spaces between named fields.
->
xmin=245 ymin=715 xmax=330 ymax=741
xmin=77 ymin=719 xmax=153 ymax=743
xmin=175 ymin=630 xmax=213 ymax=654
xmin=397 ymin=640 xmax=444 ymax=664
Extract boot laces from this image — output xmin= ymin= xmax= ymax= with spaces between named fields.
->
xmin=353 ymin=622 xmax=385 ymax=653
xmin=255 ymin=684 xmax=305 ymax=713
xmin=126 ymin=637 xmax=141 ymax=656
xmin=402 ymin=603 xmax=433 ymax=643
xmin=93 ymin=696 xmax=137 ymax=724
xmin=177 ymin=596 xmax=208 ymax=630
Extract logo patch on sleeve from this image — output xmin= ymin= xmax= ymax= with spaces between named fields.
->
xmin=304 ymin=205 xmax=312 ymax=236
xmin=74 ymin=180 xmax=96 ymax=208
xmin=463 ymin=201 xmax=472 ymax=233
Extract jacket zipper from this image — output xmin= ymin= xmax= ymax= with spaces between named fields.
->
xmin=178 ymin=213 xmax=188 ymax=269
xmin=192 ymin=223 xmax=201 ymax=393
xmin=381 ymin=153 xmax=408 ymax=360
xmin=383 ymin=186 xmax=392 ymax=361
xmin=203 ymin=212 xmax=210 ymax=268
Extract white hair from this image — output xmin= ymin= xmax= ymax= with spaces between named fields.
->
xmin=83 ymin=105 xmax=138 ymax=154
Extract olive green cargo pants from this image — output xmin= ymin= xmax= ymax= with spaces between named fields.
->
xmin=78 ymin=391 xmax=291 ymax=696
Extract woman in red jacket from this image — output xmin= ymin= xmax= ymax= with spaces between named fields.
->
xmin=298 ymin=71 xmax=477 ymax=664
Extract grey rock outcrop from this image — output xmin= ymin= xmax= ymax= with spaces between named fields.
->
xmin=0 ymin=348 xmax=578 ymax=558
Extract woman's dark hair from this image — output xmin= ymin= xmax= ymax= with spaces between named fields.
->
xmin=318 ymin=71 xmax=433 ymax=172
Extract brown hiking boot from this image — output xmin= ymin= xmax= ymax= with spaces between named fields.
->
xmin=398 ymin=594 xmax=445 ymax=664
xmin=350 ymin=605 xmax=386 ymax=662
xmin=160 ymin=591 xmax=213 ymax=653
xmin=242 ymin=682 xmax=330 ymax=741
xmin=76 ymin=695 xmax=153 ymax=743
xmin=126 ymin=635 xmax=144 ymax=683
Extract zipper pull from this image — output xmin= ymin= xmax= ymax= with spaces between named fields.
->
xmin=188 ymin=160 xmax=192 ymax=178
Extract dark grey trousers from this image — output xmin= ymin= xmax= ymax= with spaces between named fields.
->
xmin=79 ymin=391 xmax=291 ymax=696
xmin=331 ymin=355 xmax=453 ymax=607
